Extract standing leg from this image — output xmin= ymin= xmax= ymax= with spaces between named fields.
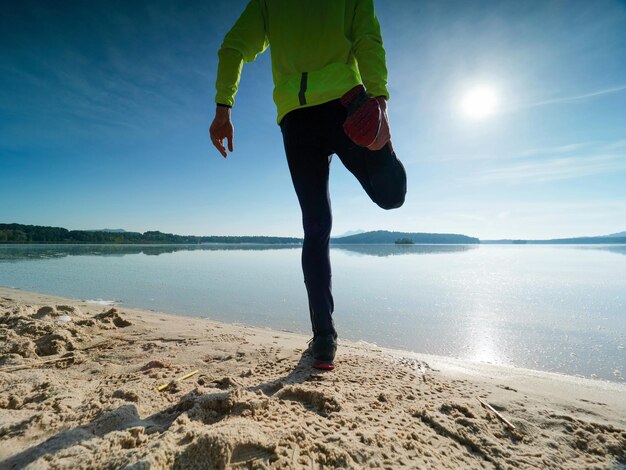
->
xmin=280 ymin=108 xmax=336 ymax=338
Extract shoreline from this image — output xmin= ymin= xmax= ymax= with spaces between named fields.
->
xmin=1 ymin=287 xmax=625 ymax=468
xmin=2 ymin=282 xmax=623 ymax=386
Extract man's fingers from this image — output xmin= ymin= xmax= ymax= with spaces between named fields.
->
xmin=217 ymin=140 xmax=227 ymax=158
xmin=211 ymin=135 xmax=228 ymax=158
xmin=209 ymin=117 xmax=234 ymax=158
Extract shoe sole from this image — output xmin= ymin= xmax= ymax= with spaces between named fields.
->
xmin=312 ymin=360 xmax=335 ymax=371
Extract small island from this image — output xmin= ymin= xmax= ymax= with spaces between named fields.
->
xmin=394 ymin=237 xmax=414 ymax=245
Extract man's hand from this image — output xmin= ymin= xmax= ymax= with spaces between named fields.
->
xmin=367 ymin=97 xmax=393 ymax=153
xmin=209 ymin=106 xmax=234 ymax=158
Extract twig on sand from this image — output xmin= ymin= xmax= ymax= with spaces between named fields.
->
xmin=157 ymin=369 xmax=199 ymax=391
xmin=477 ymin=397 xmax=516 ymax=430
xmin=0 ymin=353 xmax=75 ymax=373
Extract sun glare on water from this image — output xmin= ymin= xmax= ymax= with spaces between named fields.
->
xmin=461 ymin=86 xmax=498 ymax=119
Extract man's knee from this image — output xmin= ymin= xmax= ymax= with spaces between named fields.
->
xmin=373 ymin=174 xmax=406 ymax=209
xmin=375 ymin=189 xmax=405 ymax=210
xmin=370 ymin=155 xmax=406 ymax=210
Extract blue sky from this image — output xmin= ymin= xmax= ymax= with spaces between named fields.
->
xmin=1 ymin=0 xmax=625 ymax=239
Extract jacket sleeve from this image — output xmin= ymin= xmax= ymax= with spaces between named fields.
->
xmin=215 ymin=0 xmax=269 ymax=107
xmin=351 ymin=0 xmax=389 ymax=99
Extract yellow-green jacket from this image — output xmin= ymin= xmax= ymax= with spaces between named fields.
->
xmin=215 ymin=0 xmax=389 ymax=124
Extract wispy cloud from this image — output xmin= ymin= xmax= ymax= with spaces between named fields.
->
xmin=603 ymin=139 xmax=626 ymax=150
xmin=472 ymin=153 xmax=626 ymax=184
xmin=519 ymin=85 xmax=626 ymax=109
xmin=421 ymin=139 xmax=621 ymax=163
xmin=492 ymin=84 xmax=626 ymax=116
xmin=513 ymin=142 xmax=594 ymax=158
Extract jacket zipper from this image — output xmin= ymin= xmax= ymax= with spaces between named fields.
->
xmin=298 ymin=72 xmax=308 ymax=105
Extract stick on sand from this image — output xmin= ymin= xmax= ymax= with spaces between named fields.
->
xmin=0 ymin=354 xmax=75 ymax=373
xmin=157 ymin=369 xmax=199 ymax=391
xmin=477 ymin=397 xmax=516 ymax=430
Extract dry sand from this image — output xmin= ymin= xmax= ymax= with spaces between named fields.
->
xmin=0 ymin=286 xmax=624 ymax=469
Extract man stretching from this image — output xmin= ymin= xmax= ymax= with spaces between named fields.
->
xmin=210 ymin=0 xmax=407 ymax=369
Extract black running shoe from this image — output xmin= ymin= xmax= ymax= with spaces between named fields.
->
xmin=308 ymin=333 xmax=337 ymax=370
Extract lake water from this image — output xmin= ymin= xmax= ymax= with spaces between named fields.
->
xmin=1 ymin=243 xmax=624 ymax=382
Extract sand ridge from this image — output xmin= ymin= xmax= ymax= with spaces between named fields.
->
xmin=0 ymin=287 xmax=625 ymax=469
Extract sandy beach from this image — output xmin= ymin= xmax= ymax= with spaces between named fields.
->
xmin=0 ymin=286 xmax=624 ymax=469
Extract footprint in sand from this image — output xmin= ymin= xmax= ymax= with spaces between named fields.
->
xmin=276 ymin=385 xmax=342 ymax=415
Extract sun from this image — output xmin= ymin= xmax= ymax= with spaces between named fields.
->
xmin=461 ymin=86 xmax=498 ymax=119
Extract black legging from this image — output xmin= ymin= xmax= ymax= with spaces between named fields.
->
xmin=280 ymin=98 xmax=407 ymax=337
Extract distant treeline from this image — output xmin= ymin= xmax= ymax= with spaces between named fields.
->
xmin=0 ymin=224 xmax=481 ymax=245
xmin=0 ymin=224 xmax=302 ymax=245
xmin=4 ymin=224 xmax=624 ymax=245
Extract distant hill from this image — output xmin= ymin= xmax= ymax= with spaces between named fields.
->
xmin=607 ymin=231 xmax=626 ymax=238
xmin=331 ymin=230 xmax=479 ymax=244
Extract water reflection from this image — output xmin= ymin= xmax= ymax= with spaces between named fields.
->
xmin=584 ymin=245 xmax=626 ymax=256
xmin=333 ymin=244 xmax=477 ymax=257
xmin=470 ymin=324 xmax=500 ymax=364
xmin=0 ymin=244 xmax=301 ymax=261
xmin=0 ymin=243 xmax=478 ymax=261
